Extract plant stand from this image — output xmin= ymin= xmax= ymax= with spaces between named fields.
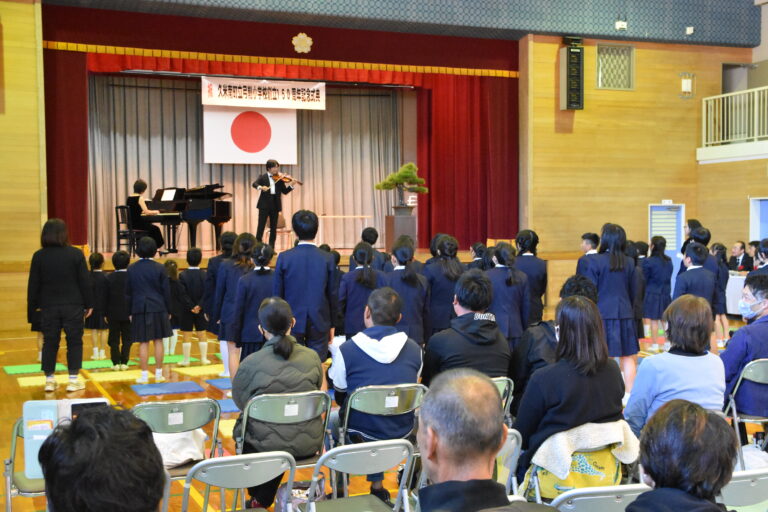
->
xmin=385 ymin=214 xmax=417 ymax=251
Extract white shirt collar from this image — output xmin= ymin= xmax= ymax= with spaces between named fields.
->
xmin=688 ymin=265 xmax=703 ymax=270
xmin=188 ymin=266 xmax=200 ymax=270
xmin=495 ymin=264 xmax=507 ymax=267
xmin=254 ymin=266 xmax=270 ymax=271
xmin=394 ymin=265 xmax=406 ymax=270
xmin=521 ymin=253 xmax=534 ymax=256
xmin=298 ymin=241 xmax=316 ymax=246
xmin=586 ymin=249 xmax=598 ymax=255
xmin=115 ymin=269 xmax=127 ymax=272
xmin=355 ymin=265 xmax=364 ymax=269
xmin=92 ymin=269 xmax=103 ymax=272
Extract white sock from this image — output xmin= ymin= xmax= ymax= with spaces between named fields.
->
xmin=198 ymin=341 xmax=208 ymax=362
xmin=643 ymin=325 xmax=651 ymax=338
xmin=69 ymin=375 xmax=78 ymax=381
xmin=182 ymin=342 xmax=192 ymax=363
xmin=219 ymin=340 xmax=230 ymax=375
xmin=169 ymin=330 xmax=179 ymax=354
xmin=155 ymin=369 xmax=163 ymax=379
xmin=46 ymin=375 xmax=55 ymax=382
xmin=140 ymin=370 xmax=148 ymax=380
xmin=162 ymin=338 xmax=170 ymax=355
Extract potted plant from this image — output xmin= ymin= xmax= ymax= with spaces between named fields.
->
xmin=374 ymin=162 xmax=429 ymax=216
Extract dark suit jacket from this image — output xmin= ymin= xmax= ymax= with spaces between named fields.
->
xmin=180 ymin=268 xmax=206 ymax=308
xmin=339 ymin=269 xmax=387 ymax=337
xmin=729 ymin=254 xmax=753 ymax=271
xmin=384 ymin=269 xmax=431 ymax=345
xmin=581 ymin=253 xmax=636 ymax=320
xmin=253 ymin=173 xmax=293 ymax=212
xmin=672 ymin=266 xmax=717 ymax=307
xmin=105 ymin=271 xmax=130 ymax=322
xmin=27 ymin=246 xmax=93 ymax=320
xmin=274 ymin=243 xmax=338 ymax=334
xmin=486 ymin=267 xmax=530 ymax=340
xmin=125 ymin=259 xmax=171 ymax=314
xmin=514 ymin=255 xmax=547 ymax=325
xmin=231 ymin=270 xmax=274 ymax=344
xmin=348 ymin=249 xmax=393 ymax=273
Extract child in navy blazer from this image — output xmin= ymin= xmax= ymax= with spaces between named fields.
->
xmin=163 ymin=259 xmax=192 ymax=358
xmin=330 ymin=250 xmax=346 ymax=336
xmin=203 ymin=231 xmax=236 ymax=359
xmin=213 ymin=233 xmax=257 ymax=378
xmin=642 ymin=236 xmax=673 ymax=350
xmin=126 ymin=236 xmax=172 ymax=384
xmin=423 ymin=235 xmax=465 ymax=335
xmin=710 ymin=243 xmax=731 ymax=350
xmin=274 ymin=210 xmax=338 ymax=361
xmin=385 ymin=239 xmax=431 ymax=345
xmin=673 ymin=242 xmax=717 ymax=311
xmin=232 ymin=243 xmax=274 ymax=360
xmin=106 ymin=251 xmax=132 ymax=370
xmin=514 ymin=230 xmax=547 ymax=325
xmin=486 ymin=242 xmax=530 ymax=349
xmin=340 ymin=243 xmax=387 ymax=338
xmin=179 ymin=248 xmax=210 ymax=366
xmin=84 ymin=252 xmax=109 ymax=360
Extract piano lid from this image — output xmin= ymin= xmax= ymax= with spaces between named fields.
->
xmin=185 ymin=183 xmax=232 ymax=199
xmin=151 ymin=187 xmax=186 ymax=202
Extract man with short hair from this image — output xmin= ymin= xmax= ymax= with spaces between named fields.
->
xmin=252 ymin=159 xmax=295 ymax=248
xmin=274 ymin=209 xmax=338 ymax=360
xmin=729 ymin=241 xmax=753 ymax=271
xmin=417 ymin=369 xmax=549 ymax=512
xmin=673 ymin=242 xmax=717 ymax=311
xmin=576 ymin=232 xmax=600 ymax=275
xmin=38 ymin=406 xmax=165 ymax=512
xmin=327 ymin=286 xmax=422 ymax=503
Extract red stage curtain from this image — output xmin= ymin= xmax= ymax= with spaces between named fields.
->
xmin=44 ymin=50 xmax=89 ymax=244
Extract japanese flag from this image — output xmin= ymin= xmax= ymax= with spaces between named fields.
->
xmin=203 ymin=106 xmax=297 ymax=164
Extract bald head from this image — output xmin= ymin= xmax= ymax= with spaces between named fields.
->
xmin=419 ymin=369 xmax=505 ymax=461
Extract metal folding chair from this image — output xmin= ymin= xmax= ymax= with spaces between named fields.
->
xmin=491 ymin=376 xmax=515 ymax=418
xmin=723 ymin=358 xmax=768 ymax=470
xmin=3 ymin=418 xmax=46 ymax=512
xmin=717 ymin=467 xmax=768 ymax=508
xmin=132 ymin=398 xmax=222 ymax=509
xmin=339 ymin=384 xmax=428 ymax=445
xmin=302 ymin=439 xmax=414 ymax=512
xmin=549 ymin=483 xmax=651 ymax=511
xmin=235 ymin=391 xmax=332 ymax=469
xmin=181 ymin=452 xmax=296 ymax=512
xmin=496 ymin=428 xmax=523 ymax=494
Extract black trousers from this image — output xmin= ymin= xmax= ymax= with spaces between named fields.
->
xmin=242 ymin=442 xmax=284 ymax=506
xmin=108 ymin=319 xmax=132 ymax=365
xmin=41 ymin=304 xmax=84 ymax=376
xmin=294 ymin=319 xmax=329 ymax=361
xmin=255 ymin=207 xmax=279 ymax=248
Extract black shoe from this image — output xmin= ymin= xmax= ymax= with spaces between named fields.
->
xmin=370 ymin=487 xmax=393 ymax=506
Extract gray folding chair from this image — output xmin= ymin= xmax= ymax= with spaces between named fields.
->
xmin=496 ymin=428 xmax=523 ymax=495
xmin=491 ymin=376 xmax=515 ymax=418
xmin=723 ymin=358 xmax=768 ymax=470
xmin=717 ymin=467 xmax=768 ymax=508
xmin=181 ymin=452 xmax=296 ymax=512
xmin=301 ymin=439 xmax=414 ymax=512
xmin=549 ymin=483 xmax=651 ymax=511
xmin=339 ymin=384 xmax=428 ymax=445
xmin=235 ymin=391 xmax=332 ymax=469
xmin=4 ymin=418 xmax=46 ymax=512
xmin=132 ymin=398 xmax=222 ymax=508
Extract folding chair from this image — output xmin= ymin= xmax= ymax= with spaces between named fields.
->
xmin=496 ymin=428 xmax=523 ymax=494
xmin=301 ymin=439 xmax=414 ymax=512
xmin=491 ymin=376 xmax=514 ymax=418
xmin=339 ymin=384 xmax=428 ymax=445
xmin=235 ymin=391 xmax=332 ymax=470
xmin=549 ymin=483 xmax=651 ymax=511
xmin=4 ymin=418 xmax=46 ymax=512
xmin=181 ymin=452 xmax=296 ymax=512
xmin=724 ymin=359 xmax=768 ymax=470
xmin=132 ymin=398 xmax=222 ymax=509
xmin=717 ymin=468 xmax=768 ymax=508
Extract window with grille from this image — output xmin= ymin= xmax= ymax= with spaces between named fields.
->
xmin=597 ymin=45 xmax=634 ymax=90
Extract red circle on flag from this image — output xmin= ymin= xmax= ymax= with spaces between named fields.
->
xmin=230 ymin=111 xmax=271 ymax=153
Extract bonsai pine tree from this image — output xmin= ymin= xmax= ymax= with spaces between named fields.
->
xmin=374 ymin=162 xmax=429 ymax=207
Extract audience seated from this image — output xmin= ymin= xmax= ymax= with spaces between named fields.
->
xmin=513 ymin=295 xmax=624 ymax=481
xmin=721 ymin=274 xmax=768 ymax=420
xmin=624 ymin=295 xmax=726 ymax=437
xmin=729 ymin=240 xmax=753 ymax=271
xmin=422 ymin=269 xmax=511 ymax=386
xmin=417 ymin=369 xmax=549 ymax=512
xmin=38 ymin=406 xmax=165 ymax=512
xmin=627 ymin=400 xmax=738 ymax=512
xmin=327 ymin=286 xmax=422 ymax=503
xmin=510 ymin=274 xmax=598 ymax=414
xmin=747 ymin=238 xmax=768 ymax=277
xmin=231 ymin=297 xmax=323 ymax=509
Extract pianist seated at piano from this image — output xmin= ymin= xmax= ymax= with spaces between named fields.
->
xmin=127 ymin=179 xmax=165 ymax=249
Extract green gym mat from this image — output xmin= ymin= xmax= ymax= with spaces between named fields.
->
xmin=4 ymin=363 xmax=65 ymax=375
xmin=138 ymin=355 xmax=199 ymax=365
xmin=81 ymin=360 xmax=137 ymax=370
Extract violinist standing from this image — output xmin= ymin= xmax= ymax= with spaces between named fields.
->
xmin=252 ymin=159 xmax=299 ymax=248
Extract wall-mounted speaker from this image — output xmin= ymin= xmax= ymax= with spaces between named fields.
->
xmin=560 ymin=45 xmax=584 ymax=110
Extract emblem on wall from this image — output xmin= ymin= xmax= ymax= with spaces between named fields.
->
xmin=292 ymin=33 xmax=313 ymax=54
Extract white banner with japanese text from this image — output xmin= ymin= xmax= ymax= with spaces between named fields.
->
xmin=201 ymin=77 xmax=325 ymax=110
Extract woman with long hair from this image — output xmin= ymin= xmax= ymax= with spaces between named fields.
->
xmin=385 ymin=238 xmax=430 ymax=345
xmin=709 ymin=242 xmax=730 ymax=349
xmin=423 ymin=235 xmax=465 ymax=336
xmin=642 ymin=236 xmax=673 ymax=350
xmin=231 ymin=242 xmax=275 ymax=359
xmin=485 ymin=242 xmax=529 ymax=349
xmin=514 ymin=229 xmax=547 ymax=325
xmin=339 ymin=242 xmax=386 ymax=338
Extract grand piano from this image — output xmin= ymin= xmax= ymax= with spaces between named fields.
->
xmin=145 ymin=184 xmax=232 ymax=252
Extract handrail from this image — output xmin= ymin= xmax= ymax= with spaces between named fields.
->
xmin=701 ymin=86 xmax=768 ymax=147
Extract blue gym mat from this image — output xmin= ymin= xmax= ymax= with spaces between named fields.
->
xmin=206 ymin=378 xmax=232 ymax=391
xmin=131 ymin=381 xmax=205 ymax=396
xmin=217 ymin=398 xmax=239 ymax=414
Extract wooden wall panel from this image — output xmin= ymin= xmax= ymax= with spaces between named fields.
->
xmin=524 ymin=35 xmax=751 ymax=252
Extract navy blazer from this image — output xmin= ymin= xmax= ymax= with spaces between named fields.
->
xmin=642 ymin=256 xmax=673 ymax=296
xmin=384 ymin=269 xmax=431 ymax=345
xmin=125 ymin=259 xmax=171 ymax=315
xmin=582 ymin=253 xmax=636 ymax=320
xmin=203 ymin=254 xmax=227 ymax=318
xmin=213 ymin=260 xmax=252 ymax=329
xmin=486 ymin=266 xmax=530 ymax=340
xmin=231 ymin=269 xmax=274 ymax=344
xmin=348 ymin=250 xmax=393 ymax=273
xmin=673 ymin=266 xmax=717 ymax=307
xmin=105 ymin=271 xmax=130 ymax=321
xmin=274 ymin=243 xmax=339 ymax=334
xmin=180 ymin=268 xmax=206 ymax=309
xmin=423 ymin=261 xmax=464 ymax=331
xmin=514 ymin=255 xmax=547 ymax=325
xmin=339 ymin=268 xmax=387 ymax=338
xmin=576 ymin=253 xmax=599 ymax=276
xmin=748 ymin=265 xmax=768 ymax=278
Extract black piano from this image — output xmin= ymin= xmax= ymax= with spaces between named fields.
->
xmin=146 ymin=184 xmax=232 ymax=253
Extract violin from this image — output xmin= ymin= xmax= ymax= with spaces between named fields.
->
xmin=273 ymin=173 xmax=303 ymax=186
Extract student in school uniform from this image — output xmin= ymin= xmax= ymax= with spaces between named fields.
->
xmin=28 ymin=219 xmax=93 ymax=392
xmin=84 ymin=252 xmax=109 ymax=360
xmin=625 ymin=242 xmax=647 ymax=343
xmin=710 ymin=242 xmax=731 ymax=349
xmin=385 ymin=238 xmax=431 ymax=345
xmin=579 ymin=223 xmax=639 ymax=396
xmin=677 ymin=218 xmax=703 ymax=276
xmin=747 ymin=239 xmax=768 ymax=278
xmin=514 ymin=230 xmax=547 ymax=326
xmin=347 ymin=227 xmax=393 ymax=272
xmin=162 ymin=260 xmax=188 ymax=357
xmin=673 ymin=243 xmax=717 ymax=311
xmin=485 ymin=242 xmax=530 ymax=350
xmin=231 ymin=243 xmax=275 ymax=360
xmin=576 ymin=232 xmax=600 ymax=275
xmin=178 ymin=248 xmax=210 ymax=366
xmin=106 ymin=250 xmax=132 ymax=371
xmin=213 ymin=233 xmax=257 ymax=378
xmin=274 ymin=210 xmax=339 ymax=361
xmin=340 ymin=242 xmax=387 ymax=339
xmin=642 ymin=236 xmax=673 ymax=350
xmin=126 ymin=236 xmax=172 ymax=384
xmin=423 ymin=235 xmax=465 ymax=336
xmin=467 ymin=242 xmax=487 ymax=270
xmin=747 ymin=240 xmax=761 ymax=271
xmin=424 ymin=233 xmax=446 ymax=267
xmin=203 ymin=231 xmax=237 ymax=364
